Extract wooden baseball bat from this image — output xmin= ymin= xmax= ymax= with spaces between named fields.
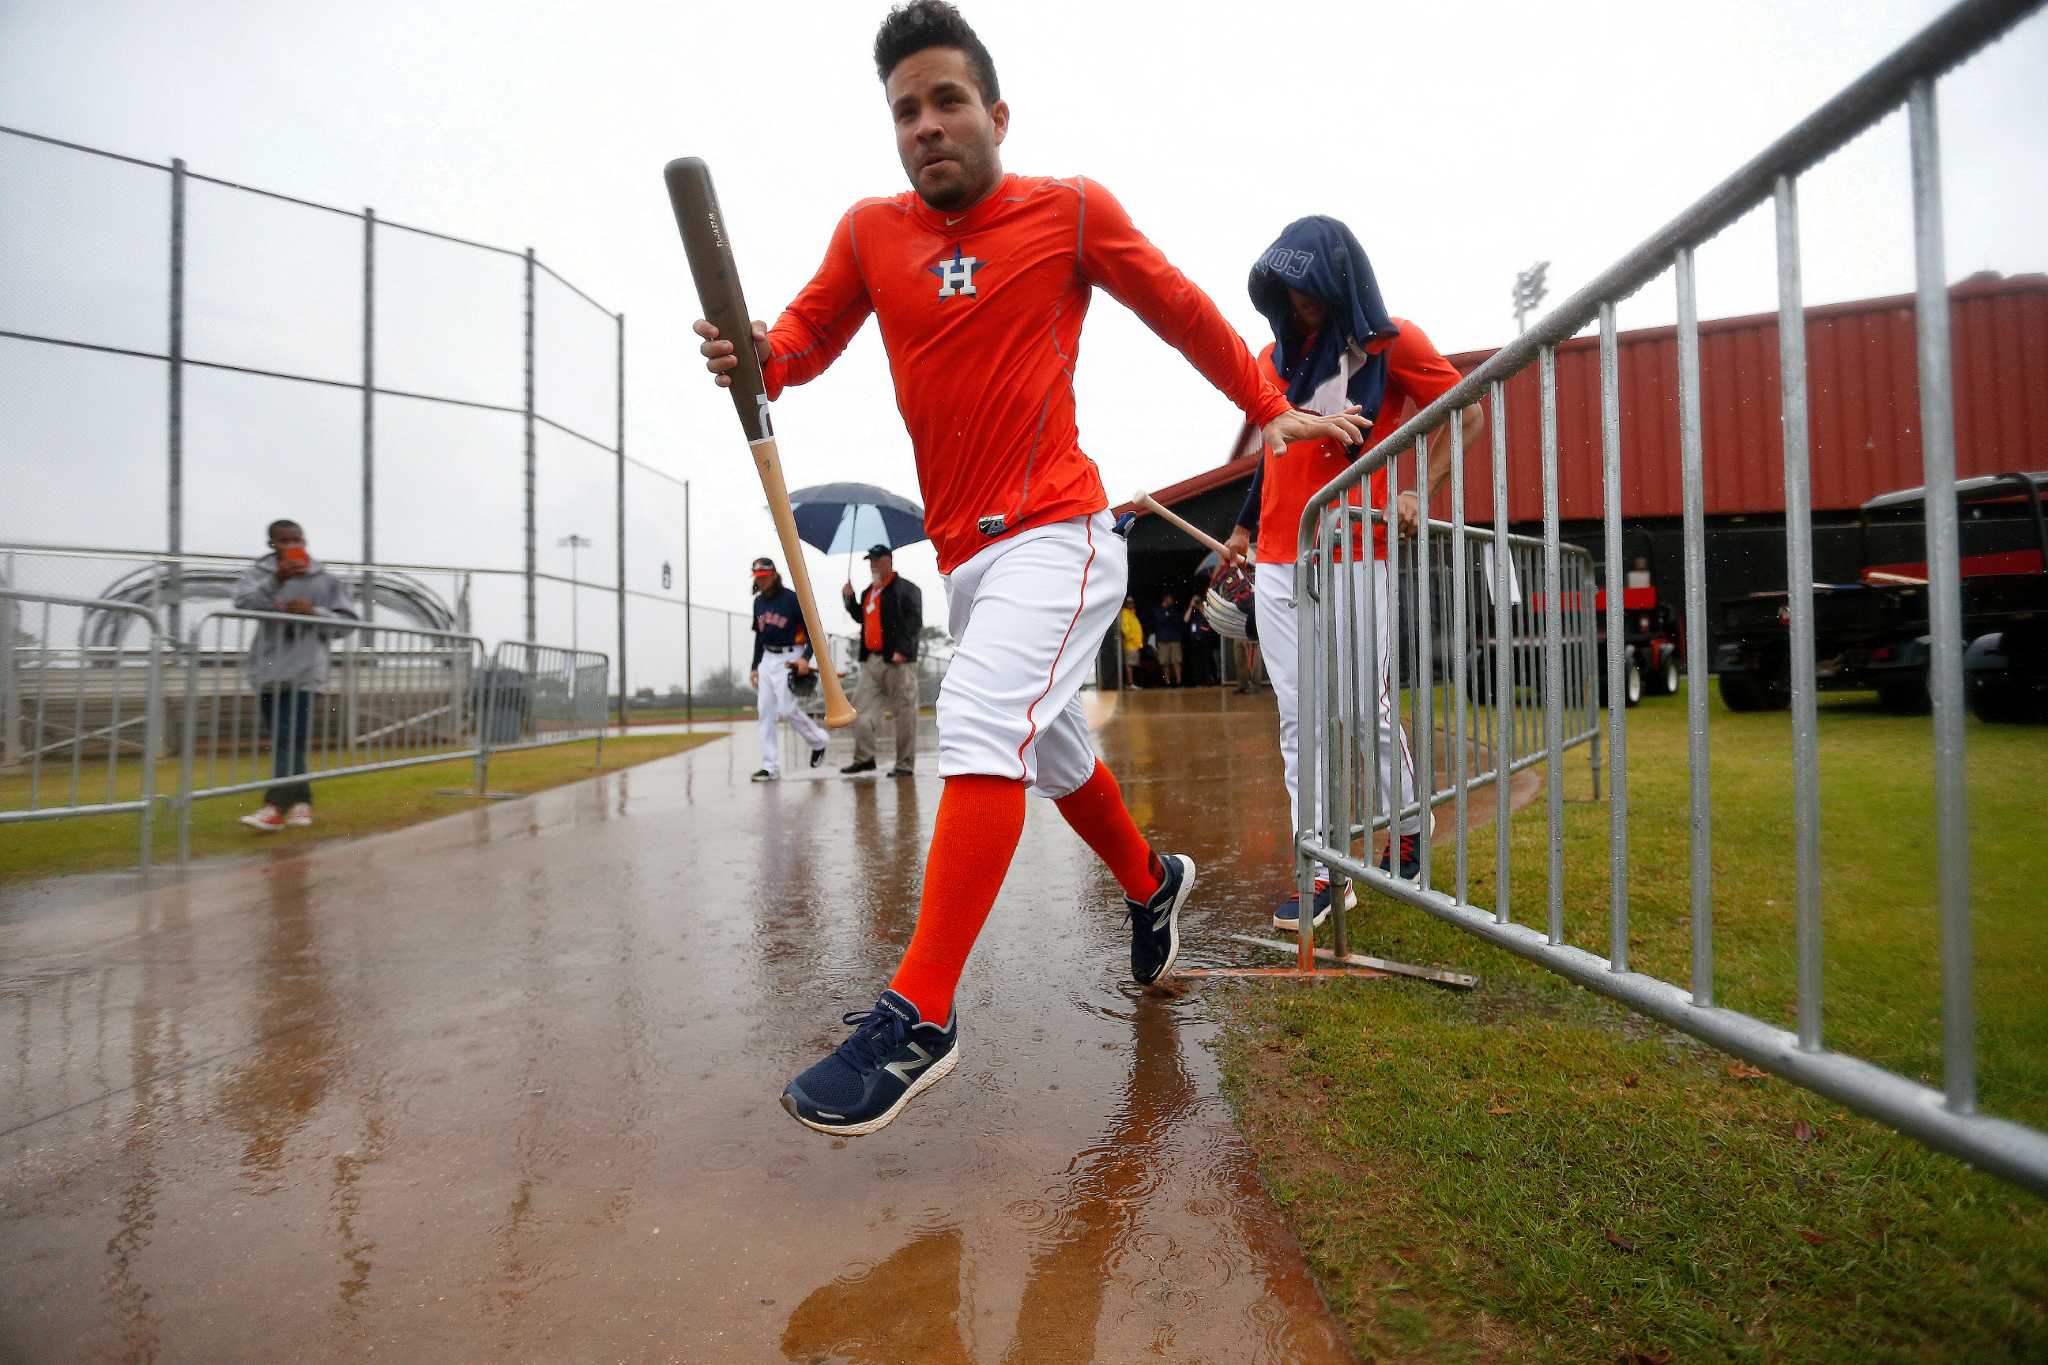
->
xmin=663 ymin=156 xmax=855 ymax=730
xmin=1134 ymin=491 xmax=1239 ymax=562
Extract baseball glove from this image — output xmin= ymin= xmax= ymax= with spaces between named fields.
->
xmin=787 ymin=662 xmax=820 ymax=696
xmin=1205 ymin=562 xmax=1256 ymax=641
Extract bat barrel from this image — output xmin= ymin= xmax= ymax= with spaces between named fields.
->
xmin=664 ymin=157 xmax=771 ymax=444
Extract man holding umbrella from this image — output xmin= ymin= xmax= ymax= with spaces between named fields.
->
xmin=841 ymin=544 xmax=924 ymax=776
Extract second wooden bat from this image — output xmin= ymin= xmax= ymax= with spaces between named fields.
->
xmin=1135 ymin=491 xmax=1237 ymax=562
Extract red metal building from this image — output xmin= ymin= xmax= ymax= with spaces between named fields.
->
xmin=1151 ymin=272 xmax=2047 ymax=525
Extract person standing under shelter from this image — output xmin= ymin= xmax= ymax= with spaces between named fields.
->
xmin=1118 ymin=596 xmax=1145 ymax=687
xmin=750 ymin=555 xmax=829 ymax=781
xmin=230 ymin=518 xmax=358 ymax=832
xmin=841 ymin=543 xmax=925 ymax=777
xmin=1152 ymin=590 xmax=1185 ymax=686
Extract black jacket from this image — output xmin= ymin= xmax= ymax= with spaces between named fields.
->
xmin=843 ymin=575 xmax=924 ymax=663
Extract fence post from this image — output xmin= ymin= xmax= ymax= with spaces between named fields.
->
xmin=616 ymin=311 xmax=628 ymax=733
xmin=1909 ymin=79 xmax=1974 ymax=1116
xmin=362 ymin=206 xmax=377 ymax=624
xmin=0 ymin=563 xmax=18 ymax=766
xmin=167 ymin=157 xmax=186 ymax=642
xmin=176 ymin=625 xmax=199 ymax=868
xmin=523 ymin=247 xmax=538 ymax=643
xmin=684 ymin=479 xmax=694 ymax=726
xmin=138 ymin=620 xmax=163 ymax=875
xmin=472 ymin=641 xmax=495 ymax=797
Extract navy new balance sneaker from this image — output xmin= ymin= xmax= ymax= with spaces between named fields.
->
xmin=781 ymin=989 xmax=958 ymax=1136
xmin=1273 ymin=878 xmax=1357 ymax=931
xmin=1379 ymin=833 xmax=1422 ymax=879
xmin=1126 ymin=853 xmax=1195 ymax=986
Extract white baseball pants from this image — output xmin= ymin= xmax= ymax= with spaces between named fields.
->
xmin=756 ymin=649 xmax=828 ymax=775
xmin=938 ymin=511 xmax=1123 ymax=797
xmin=1256 ymin=556 xmax=1421 ymax=875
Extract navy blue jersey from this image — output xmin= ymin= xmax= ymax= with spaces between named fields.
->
xmin=751 ymin=586 xmax=812 ymax=668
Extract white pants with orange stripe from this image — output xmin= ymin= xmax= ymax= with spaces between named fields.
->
xmin=1256 ymin=558 xmax=1422 ymax=875
xmin=937 ymin=511 xmax=1123 ymax=797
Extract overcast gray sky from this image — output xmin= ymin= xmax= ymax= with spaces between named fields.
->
xmin=2 ymin=0 xmax=2043 ymax=688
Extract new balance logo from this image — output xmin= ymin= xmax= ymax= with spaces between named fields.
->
xmin=884 ymin=1042 xmax=933 ymax=1084
xmin=928 ymin=246 xmax=985 ymax=299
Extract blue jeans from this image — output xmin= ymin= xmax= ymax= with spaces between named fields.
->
xmin=258 ymin=686 xmax=315 ymax=809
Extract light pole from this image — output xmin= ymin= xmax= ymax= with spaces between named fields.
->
xmin=1513 ymin=260 xmax=1551 ymax=335
xmin=558 ymin=533 xmax=592 ymax=652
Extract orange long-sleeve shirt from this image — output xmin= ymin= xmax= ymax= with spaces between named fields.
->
xmin=763 ymin=174 xmax=1291 ymax=572
xmin=1249 ymin=322 xmax=1463 ymax=564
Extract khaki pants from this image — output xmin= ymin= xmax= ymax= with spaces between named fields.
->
xmin=852 ymin=658 xmax=920 ymax=767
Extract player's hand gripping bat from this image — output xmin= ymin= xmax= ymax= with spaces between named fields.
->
xmin=664 ymin=157 xmax=855 ymax=729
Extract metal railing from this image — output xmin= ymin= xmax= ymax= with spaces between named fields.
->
xmin=1 ymin=592 xmax=620 ymax=875
xmin=1292 ymin=0 xmax=2048 ymax=1195
xmin=478 ymin=639 xmax=611 ymax=766
xmin=174 ymin=609 xmax=490 ymax=861
xmin=0 ymin=589 xmax=168 ymax=872
xmin=1 ymin=542 xmax=874 ymax=720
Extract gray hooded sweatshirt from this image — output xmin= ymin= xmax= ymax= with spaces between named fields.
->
xmin=231 ymin=554 xmax=360 ymax=689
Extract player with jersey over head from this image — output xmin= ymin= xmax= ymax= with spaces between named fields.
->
xmin=693 ymin=1 xmax=1369 ymax=1136
xmin=1224 ymin=216 xmax=1483 ymax=929
xmin=748 ymin=555 xmax=829 ymax=781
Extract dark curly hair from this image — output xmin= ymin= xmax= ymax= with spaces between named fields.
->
xmin=873 ymin=1 xmax=999 ymax=105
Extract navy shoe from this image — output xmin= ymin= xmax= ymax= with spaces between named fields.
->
xmin=1126 ymin=853 xmax=1195 ymax=986
xmin=781 ymin=989 xmax=958 ymax=1137
xmin=1379 ymin=833 xmax=1422 ymax=879
xmin=751 ymin=769 xmax=778 ymax=782
xmin=1273 ymin=879 xmax=1356 ymax=932
xmin=810 ymin=746 xmax=828 ymax=769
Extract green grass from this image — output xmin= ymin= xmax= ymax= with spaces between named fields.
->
xmin=1218 ymin=687 xmax=2048 ymax=1362
xmin=1 ymin=733 xmax=719 ymax=884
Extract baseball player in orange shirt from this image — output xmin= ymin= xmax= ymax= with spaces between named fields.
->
xmin=1224 ymin=216 xmax=1484 ymax=930
xmin=694 ymin=1 xmax=1368 ymax=1136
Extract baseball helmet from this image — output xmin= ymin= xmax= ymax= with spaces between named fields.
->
xmin=1205 ymin=562 xmax=1256 ymax=641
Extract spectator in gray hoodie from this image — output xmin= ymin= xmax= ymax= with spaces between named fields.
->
xmin=230 ymin=519 xmax=357 ymax=831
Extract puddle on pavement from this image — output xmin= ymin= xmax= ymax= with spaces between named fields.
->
xmin=0 ymin=692 xmax=1523 ymax=1361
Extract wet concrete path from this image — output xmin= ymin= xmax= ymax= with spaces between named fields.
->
xmin=2 ymin=691 xmax=1501 ymax=1363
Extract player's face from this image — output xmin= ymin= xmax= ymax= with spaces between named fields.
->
xmin=751 ymin=570 xmax=775 ymax=595
xmin=1287 ymin=288 xmax=1328 ymax=334
xmin=269 ymin=523 xmax=305 ymax=552
xmin=885 ymin=47 xmax=1008 ymax=212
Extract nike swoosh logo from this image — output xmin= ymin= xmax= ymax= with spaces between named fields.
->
xmin=947 ymin=215 xmax=964 ymax=226
xmin=1153 ymin=909 xmax=1172 ymax=931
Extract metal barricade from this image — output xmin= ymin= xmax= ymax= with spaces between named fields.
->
xmin=175 ymin=609 xmax=487 ymax=863
xmin=0 ymin=590 xmax=167 ymax=872
xmin=1292 ymin=0 xmax=2048 ymax=1195
xmin=476 ymin=640 xmax=610 ymax=776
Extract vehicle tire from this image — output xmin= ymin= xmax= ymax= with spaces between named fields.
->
xmin=1877 ymin=670 xmax=1931 ymax=715
xmin=1968 ymin=674 xmax=2035 ymax=724
xmin=1625 ymin=659 xmax=1642 ymax=708
xmin=1720 ymin=671 xmax=1788 ymax=712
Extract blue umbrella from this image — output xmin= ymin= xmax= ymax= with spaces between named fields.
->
xmin=787 ymin=482 xmax=927 ymax=578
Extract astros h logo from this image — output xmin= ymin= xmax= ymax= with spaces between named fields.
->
xmin=929 ymin=246 xmax=985 ymax=299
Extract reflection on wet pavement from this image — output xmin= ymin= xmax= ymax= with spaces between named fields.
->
xmin=2 ymin=692 xmax=1363 ymax=1362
